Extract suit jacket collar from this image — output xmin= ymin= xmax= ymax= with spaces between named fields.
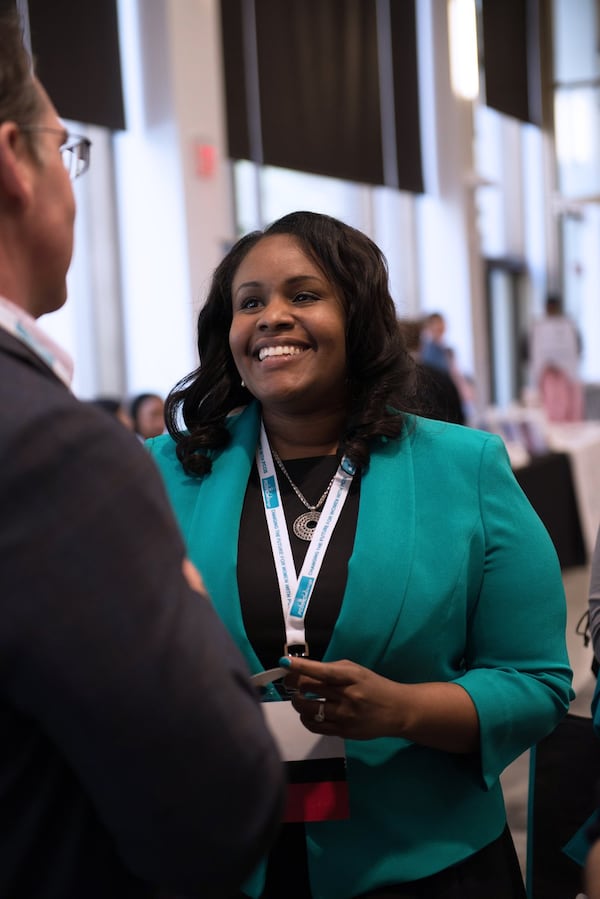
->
xmin=0 ymin=297 xmax=73 ymax=387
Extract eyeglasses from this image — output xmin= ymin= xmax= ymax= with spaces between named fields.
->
xmin=18 ymin=126 xmax=91 ymax=180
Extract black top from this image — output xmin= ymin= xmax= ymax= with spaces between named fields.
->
xmin=238 ymin=455 xmax=361 ymax=669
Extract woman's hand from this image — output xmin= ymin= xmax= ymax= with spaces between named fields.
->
xmin=282 ymin=656 xmax=408 ymax=741
xmin=279 ymin=656 xmax=480 ymax=752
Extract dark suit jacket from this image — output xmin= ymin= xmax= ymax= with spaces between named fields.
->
xmin=0 ymin=327 xmax=283 ymax=898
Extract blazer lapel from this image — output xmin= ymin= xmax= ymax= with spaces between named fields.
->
xmin=184 ymin=404 xmax=416 ymax=674
xmin=325 ymin=431 xmax=416 ymax=668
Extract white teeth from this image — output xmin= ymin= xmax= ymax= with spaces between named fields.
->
xmin=258 ymin=345 xmax=304 ymax=361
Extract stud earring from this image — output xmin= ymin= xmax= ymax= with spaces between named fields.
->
xmin=241 ymin=379 xmax=246 ymax=388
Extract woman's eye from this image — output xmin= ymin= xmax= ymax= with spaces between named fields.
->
xmin=239 ymin=297 xmax=261 ymax=310
xmin=293 ymin=292 xmax=317 ymax=303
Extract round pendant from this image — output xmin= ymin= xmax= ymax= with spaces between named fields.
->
xmin=293 ymin=510 xmax=320 ymax=541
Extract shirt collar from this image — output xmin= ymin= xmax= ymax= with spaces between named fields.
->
xmin=0 ymin=296 xmax=74 ymax=388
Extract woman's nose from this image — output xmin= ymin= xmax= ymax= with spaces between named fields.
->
xmin=257 ymin=296 xmax=294 ymax=329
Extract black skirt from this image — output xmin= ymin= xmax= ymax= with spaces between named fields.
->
xmin=233 ymin=823 xmax=526 ymax=899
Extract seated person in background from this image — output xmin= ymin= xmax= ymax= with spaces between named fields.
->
xmin=149 ymin=210 xmax=573 ymax=899
xmin=399 ymin=317 xmax=465 ymax=425
xmin=131 ymin=391 xmax=166 ymax=440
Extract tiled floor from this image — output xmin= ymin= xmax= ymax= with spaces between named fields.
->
xmin=502 ymin=563 xmax=596 ymax=879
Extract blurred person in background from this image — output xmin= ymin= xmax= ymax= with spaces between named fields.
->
xmin=131 ymin=391 xmax=166 ymax=440
xmin=89 ymin=394 xmax=134 ymax=430
xmin=419 ymin=312 xmax=475 ymax=424
xmin=419 ymin=311 xmax=451 ymax=373
xmin=529 ymin=294 xmax=583 ymax=423
xmin=398 ymin=317 xmax=465 ymax=425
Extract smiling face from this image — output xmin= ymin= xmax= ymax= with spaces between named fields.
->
xmin=229 ymin=234 xmax=348 ymax=417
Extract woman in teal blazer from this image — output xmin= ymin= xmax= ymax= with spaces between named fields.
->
xmin=148 ymin=212 xmax=573 ymax=899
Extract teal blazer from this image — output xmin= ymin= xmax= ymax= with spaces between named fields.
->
xmin=148 ymin=402 xmax=573 ymax=899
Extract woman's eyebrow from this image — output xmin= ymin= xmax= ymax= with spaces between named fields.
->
xmin=284 ymin=275 xmax=323 ymax=287
xmin=234 ymin=274 xmax=323 ymax=296
xmin=233 ymin=280 xmax=261 ymax=296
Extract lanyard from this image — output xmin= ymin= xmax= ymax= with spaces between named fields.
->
xmin=0 ymin=299 xmax=73 ymax=387
xmin=256 ymin=421 xmax=355 ymax=656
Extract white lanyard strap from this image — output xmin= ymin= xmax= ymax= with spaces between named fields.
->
xmin=256 ymin=422 xmax=354 ymax=656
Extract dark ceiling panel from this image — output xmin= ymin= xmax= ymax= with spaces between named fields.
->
xmin=219 ymin=0 xmax=423 ymax=191
xmin=27 ymin=0 xmax=125 ymax=130
xmin=482 ymin=0 xmax=542 ymax=125
xmin=390 ymin=0 xmax=423 ymax=193
xmin=254 ymin=0 xmax=384 ymax=185
xmin=220 ymin=0 xmax=251 ymax=160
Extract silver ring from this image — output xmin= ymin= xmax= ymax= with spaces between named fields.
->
xmin=314 ymin=700 xmax=326 ymax=723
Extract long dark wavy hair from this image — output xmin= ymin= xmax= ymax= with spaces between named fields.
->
xmin=165 ymin=211 xmax=420 ymax=476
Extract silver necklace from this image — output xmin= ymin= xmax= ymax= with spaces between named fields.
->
xmin=271 ymin=449 xmax=336 ymax=541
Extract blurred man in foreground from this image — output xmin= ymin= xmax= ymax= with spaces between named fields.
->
xmin=0 ymin=12 xmax=283 ymax=898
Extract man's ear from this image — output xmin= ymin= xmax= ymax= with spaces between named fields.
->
xmin=0 ymin=122 xmax=35 ymax=205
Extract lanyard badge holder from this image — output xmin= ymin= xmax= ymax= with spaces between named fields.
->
xmin=255 ymin=423 xmax=355 ymax=822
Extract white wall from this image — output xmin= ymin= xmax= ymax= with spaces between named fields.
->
xmin=113 ymin=0 xmax=235 ymax=398
xmin=414 ymin=0 xmax=483 ymax=388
